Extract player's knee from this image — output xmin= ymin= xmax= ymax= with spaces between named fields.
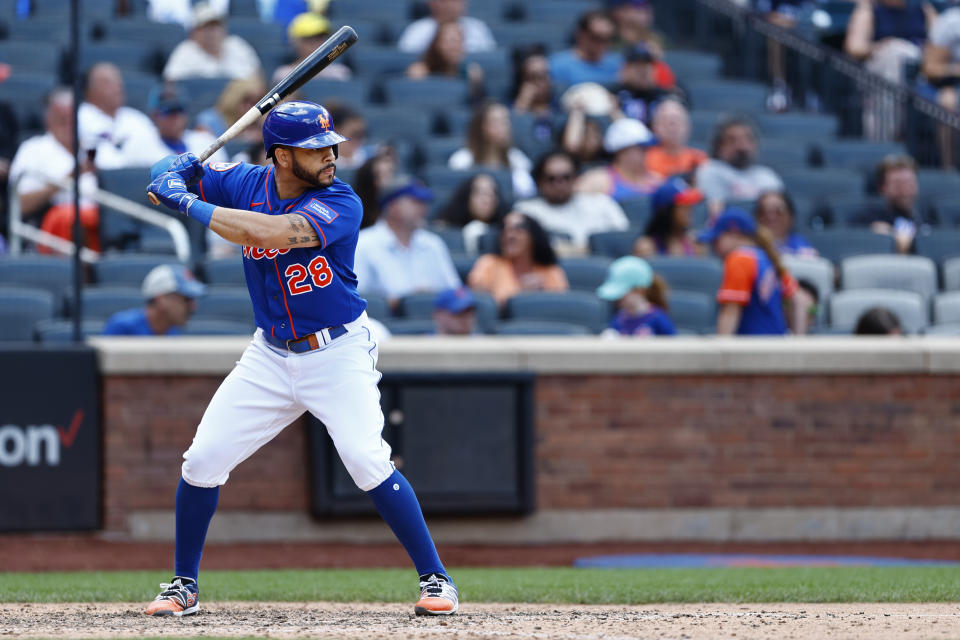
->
xmin=339 ymin=446 xmax=394 ymax=492
xmin=181 ymin=442 xmax=231 ymax=488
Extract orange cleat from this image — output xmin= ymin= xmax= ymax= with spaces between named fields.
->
xmin=415 ymin=573 xmax=458 ymax=616
xmin=145 ymin=577 xmax=199 ymax=616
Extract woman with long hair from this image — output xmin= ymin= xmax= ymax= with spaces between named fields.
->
xmin=435 ymin=173 xmax=508 ymax=253
xmin=449 ymin=100 xmax=535 ymax=198
xmin=406 ymin=21 xmax=484 ymax=99
xmin=352 ymin=145 xmax=398 ymax=229
xmin=596 ymin=256 xmax=676 ymax=336
xmin=634 ymin=177 xmax=705 ymax=257
xmin=753 ymin=190 xmax=817 ymax=257
xmin=698 ymin=207 xmax=812 ymax=335
xmin=467 ymin=211 xmax=569 ymax=307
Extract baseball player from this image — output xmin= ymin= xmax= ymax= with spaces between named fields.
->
xmin=143 ymin=101 xmax=458 ymax=617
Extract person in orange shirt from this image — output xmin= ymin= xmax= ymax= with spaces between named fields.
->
xmin=643 ymin=97 xmax=708 ymax=178
xmin=467 ymin=211 xmax=569 ymax=307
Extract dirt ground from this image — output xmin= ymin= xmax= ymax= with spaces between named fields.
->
xmin=4 ymin=602 xmax=960 ymax=640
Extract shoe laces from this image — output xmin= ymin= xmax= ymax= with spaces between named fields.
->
xmin=157 ymin=577 xmax=196 ymax=603
xmin=419 ymin=573 xmax=456 ymax=598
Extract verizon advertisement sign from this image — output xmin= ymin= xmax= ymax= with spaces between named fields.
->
xmin=0 ymin=348 xmax=100 ymax=530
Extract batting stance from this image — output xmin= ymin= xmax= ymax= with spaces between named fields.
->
xmin=143 ymin=101 xmax=458 ymax=617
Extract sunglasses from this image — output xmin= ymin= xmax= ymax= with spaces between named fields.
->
xmin=586 ymin=29 xmax=613 ymax=44
xmin=543 ymin=173 xmax=574 ymax=183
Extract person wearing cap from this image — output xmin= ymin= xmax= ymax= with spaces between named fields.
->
xmin=697 ymin=207 xmax=812 ymax=336
xmin=102 ymin=264 xmax=206 ymax=336
xmin=149 ymin=84 xmax=228 ymax=161
xmin=162 ymin=2 xmax=262 ymax=81
xmin=612 ymin=44 xmax=672 ymax=125
xmin=467 ymin=211 xmax=568 ymax=308
xmin=635 ymin=177 xmax=705 ymax=257
xmin=576 ymin=117 xmax=664 ymax=202
xmin=644 ymin=97 xmax=708 ymax=178
xmin=597 ymin=255 xmax=675 ymax=336
xmin=433 ymin=287 xmax=478 ymax=336
xmin=354 ymin=175 xmax=461 ymax=307
xmin=272 ymin=12 xmax=352 ymax=85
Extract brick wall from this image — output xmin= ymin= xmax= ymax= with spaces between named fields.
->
xmin=102 ymin=373 xmax=960 ymax=533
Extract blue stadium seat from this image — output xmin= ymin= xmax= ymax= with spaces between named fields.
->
xmin=840 ymin=254 xmax=938 ymax=301
xmin=97 ymin=168 xmax=155 ymax=250
xmin=384 ymin=77 xmax=469 ymax=107
xmin=362 ymin=105 xmax=432 ymax=141
xmin=181 ymin=319 xmax=254 ymax=335
xmin=924 ymin=322 xmax=960 ymax=336
xmin=361 ymin=291 xmax=392 ymax=320
xmin=756 ymin=113 xmax=838 ymax=140
xmin=397 ymin=290 xmax=498 ymax=333
xmin=229 ymin=0 xmax=260 ymax=17
xmin=495 ymin=319 xmax=592 ymax=335
xmin=0 ymin=255 xmax=73 ymax=310
xmin=688 ymin=110 xmax=726 ymax=143
xmin=450 ymin=253 xmax=477 ymax=282
xmin=945 ymin=258 xmax=960 ymax=291
xmin=646 ymin=257 xmax=724 ymax=298
xmin=491 ymin=23 xmax=570 ymax=54
xmin=31 ymin=0 xmax=112 ymax=18
xmin=35 ymin=318 xmax=105 ymax=342
xmin=0 ymin=72 xmax=57 ymax=132
xmin=333 ymin=19 xmax=389 ymax=46
xmin=5 ymin=18 xmax=73 ymax=43
xmin=820 ymin=194 xmax=885 ymax=227
xmin=203 ymin=256 xmax=245 ymax=286
xmin=754 ymin=139 xmax=813 ymax=172
xmin=79 ymin=286 xmax=143 ymax=320
xmin=782 ymin=254 xmax=835 ymax=305
xmin=619 ymin=197 xmax=651 ymax=228
xmin=0 ymin=287 xmax=55 ymax=341
xmin=123 ymin=71 xmax=163 ymax=114
xmin=383 ymin=318 xmax=435 ymax=335
xmin=94 ymin=255 xmax=184 ymax=286
xmin=420 ymin=136 xmax=463 ymax=167
xmin=101 ymin=18 xmax=185 ymax=44
xmin=228 ymin=19 xmax=286 ymax=47
xmin=175 ymin=77 xmax=232 ymax=118
xmin=829 ymin=288 xmax=928 ymax=334
xmin=0 ymin=41 xmax=62 ymax=74
xmin=818 ymin=139 xmax=907 ymax=171
xmin=560 ymin=256 xmax=612 ymax=292
xmin=193 ymin=287 xmax=255 ymax=325
xmin=504 ymin=291 xmax=608 ymax=334
xmin=667 ymin=290 xmax=715 ymax=334
xmin=299 ymin=78 xmax=372 ymax=106
xmin=916 ymin=169 xmax=960 ymax=199
xmin=75 ymin=42 xmax=158 ymax=75
xmin=780 ymin=168 xmax=866 ymax=198
xmin=663 ymin=50 xmax=722 ymax=81
xmin=687 ymin=81 xmax=767 ymax=112
xmin=914 ymin=232 xmax=960 ymax=264
xmin=933 ymin=292 xmax=960 ymax=324
xmin=349 ymin=48 xmax=419 ymax=78
xmin=328 ymin=0 xmax=412 ymax=21
xmin=429 ymin=226 xmax=467 ymax=254
xmin=424 ymin=167 xmax=513 ymax=204
xmin=588 ymin=230 xmax=640 ymax=258
xmin=807 ymin=230 xmax=895 ymax=264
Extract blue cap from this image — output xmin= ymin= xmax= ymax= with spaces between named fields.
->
xmin=651 ymin=177 xmax=703 ymax=212
xmin=696 ymin=207 xmax=757 ymax=243
xmin=596 ymin=256 xmax=654 ymax=301
xmin=148 ymin=85 xmax=185 ymax=115
xmin=141 ymin=264 xmax=206 ymax=300
xmin=379 ymin=175 xmax=433 ymax=209
xmin=434 ymin=287 xmax=476 ymax=313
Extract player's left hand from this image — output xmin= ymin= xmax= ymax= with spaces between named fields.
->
xmin=170 ymin=152 xmax=204 ymax=186
xmin=147 ymin=171 xmax=198 ymax=213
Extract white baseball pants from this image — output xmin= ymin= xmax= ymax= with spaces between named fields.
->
xmin=181 ymin=312 xmax=395 ymax=491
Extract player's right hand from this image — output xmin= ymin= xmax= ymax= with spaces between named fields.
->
xmin=147 ymin=171 xmax=198 ymax=213
xmin=170 ymin=152 xmax=204 ymax=186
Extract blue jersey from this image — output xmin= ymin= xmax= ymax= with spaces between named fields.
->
xmin=717 ymin=246 xmax=797 ymax=336
xmin=103 ymin=307 xmax=182 ymax=336
xmin=194 ymin=161 xmax=366 ymax=341
xmin=610 ymin=307 xmax=676 ymax=337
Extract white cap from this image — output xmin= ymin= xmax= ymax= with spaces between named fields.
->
xmin=142 ymin=264 xmax=207 ymax=300
xmin=560 ymin=82 xmax=615 ymax=117
xmin=603 ymin=117 xmax=655 ymax=153
xmin=192 ymin=2 xmax=227 ymax=28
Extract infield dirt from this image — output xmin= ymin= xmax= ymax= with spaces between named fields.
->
xmin=4 ymin=602 xmax=960 ymax=640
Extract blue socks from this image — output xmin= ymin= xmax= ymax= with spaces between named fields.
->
xmin=174 ymin=477 xmax=220 ymax=582
xmin=368 ymin=469 xmax=446 ymax=577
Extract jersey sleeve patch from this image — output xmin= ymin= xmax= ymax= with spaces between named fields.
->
xmin=208 ymin=161 xmax=241 ymax=172
xmin=304 ymin=198 xmax=339 ymax=224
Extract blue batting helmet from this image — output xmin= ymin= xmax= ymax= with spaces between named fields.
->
xmin=262 ymin=101 xmax=349 ymax=159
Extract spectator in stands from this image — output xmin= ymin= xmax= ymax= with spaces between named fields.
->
xmin=102 ymin=264 xmax=206 ymax=336
xmin=147 ymin=0 xmax=225 ymax=28
xmin=696 ymin=116 xmax=784 ymax=215
xmin=644 ymin=98 xmax=708 ymax=178
xmin=273 ymin=12 xmax=352 ymax=85
xmin=196 ymin=76 xmax=267 ymax=144
xmin=398 ymin=0 xmax=496 ymax=54
xmin=757 ymin=0 xmax=817 ymax=113
xmin=577 ymin=117 xmax=663 ymax=201
xmin=515 ymin=149 xmax=629 ymax=254
xmin=406 ymin=21 xmax=485 ymax=101
xmin=753 ymin=190 xmax=817 ymax=257
xmin=699 ymin=207 xmax=812 ymax=335
xmin=612 ymin=44 xmax=671 ymax=125
xmin=433 ymin=287 xmax=478 ymax=336
xmin=162 ymin=3 xmax=262 ymax=81
xmin=562 ymin=109 xmax=607 ymax=167
xmin=435 ymin=173 xmax=508 ymax=254
xmin=10 ymin=88 xmax=100 ymax=251
xmin=597 ymin=256 xmax=676 ymax=336
xmin=853 ymin=154 xmax=937 ymax=254
xmin=608 ymin=0 xmax=666 ymax=58
xmin=467 ymin=211 xmax=569 ymax=308
xmin=634 ymin=177 xmax=705 ymax=257
xmin=922 ymin=5 xmax=960 ymax=168
xmin=354 ymin=175 xmax=461 ymax=307
xmin=854 ymin=306 xmax=904 ymax=335
xmin=549 ymin=10 xmax=623 ymax=89
xmin=512 ymin=46 xmax=557 ymax=120
xmin=79 ymin=63 xmax=169 ymax=169
xmin=353 ymin=145 xmax=399 ymax=229
xmin=148 ymin=84 xmax=228 ymax=162
xmin=844 ymin=0 xmax=935 ymax=140
xmin=326 ymin=104 xmax=371 ymax=170
xmin=449 ymin=101 xmax=536 ymax=199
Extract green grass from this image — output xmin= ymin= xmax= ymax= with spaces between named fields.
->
xmin=1 ymin=567 xmax=959 ymax=604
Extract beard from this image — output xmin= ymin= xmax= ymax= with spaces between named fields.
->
xmin=291 ymin=152 xmax=335 ymax=188
xmin=728 ymin=150 xmax=752 ymax=170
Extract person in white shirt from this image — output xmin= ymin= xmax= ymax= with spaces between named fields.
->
xmin=79 ymin=62 xmax=170 ymax=169
xmin=162 ymin=3 xmax=262 ymax=81
xmin=514 ymin=149 xmax=629 ymax=255
xmin=354 ymin=176 xmax=461 ymax=307
xmin=148 ymin=84 xmax=228 ymax=162
xmin=397 ymin=0 xmax=496 ymax=54
xmin=9 ymin=87 xmax=101 ymax=249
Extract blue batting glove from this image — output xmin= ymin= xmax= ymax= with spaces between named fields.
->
xmin=148 ymin=172 xmax=196 ymax=211
xmin=150 ymin=155 xmax=177 ymax=181
xmin=169 ymin=152 xmax=204 ymax=186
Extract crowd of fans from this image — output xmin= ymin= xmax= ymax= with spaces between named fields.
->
xmin=1 ymin=0 xmax=957 ymax=340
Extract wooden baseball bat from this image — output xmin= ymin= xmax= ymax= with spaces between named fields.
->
xmin=148 ymin=25 xmax=359 ymax=205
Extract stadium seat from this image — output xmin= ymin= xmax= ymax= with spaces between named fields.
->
xmin=203 ymin=256 xmax=245 ymax=286
xmin=173 ymin=77 xmax=232 ymax=118
xmin=687 ymin=80 xmax=767 ymax=112
xmin=807 ymin=230 xmax=895 ymax=264
xmin=756 ymin=113 xmax=838 ymax=141
xmin=504 ymin=291 xmax=608 ymax=334
xmin=933 ymin=292 xmax=960 ymax=324
xmin=350 ymin=48 xmax=420 ymax=79
xmin=688 ymin=110 xmax=725 ymax=143
xmin=384 ymin=77 xmax=469 ymax=107
xmin=101 ymin=17 xmax=185 ymax=44
xmin=362 ymin=105 xmax=432 ymax=142
xmin=0 ymin=255 xmax=73 ymax=310
xmin=829 ymin=288 xmax=928 ymax=334
xmin=397 ymin=290 xmax=498 ymax=333
xmin=98 ymin=168 xmax=157 ymax=250
xmin=820 ymin=194 xmax=885 ymax=228
xmin=429 ymin=226 xmax=466 ymax=254
xmin=780 ymin=168 xmax=866 ymax=198
xmin=94 ymin=255 xmax=184 ymax=286
xmin=383 ymin=318 xmax=435 ymax=335
xmin=228 ymin=18 xmax=285 ymax=48
xmin=424 ymin=167 xmax=514 ymax=205
xmin=79 ymin=286 xmax=143 ymax=320
xmin=646 ymin=257 xmax=723 ymax=298
xmin=299 ymin=78 xmax=373 ymax=107
xmin=840 ymin=254 xmax=938 ymax=300
xmin=35 ymin=318 xmax=105 ymax=342
xmin=560 ymin=256 xmax=613 ymax=292
xmin=663 ymin=50 xmax=722 ymax=81
xmin=754 ymin=139 xmax=813 ymax=173
xmin=74 ymin=42 xmax=158 ymax=76
xmin=420 ymin=136 xmax=463 ymax=167
xmin=818 ymin=139 xmax=907 ymax=171
xmin=490 ymin=23 xmax=570 ymax=54
xmin=0 ymin=287 xmax=55 ymax=341
xmin=945 ymin=258 xmax=960 ymax=292
xmin=181 ymin=319 xmax=254 ymax=335
xmin=328 ymin=0 xmax=412 ymax=21
xmin=914 ymin=232 xmax=960 ymax=265
xmin=229 ymin=0 xmax=259 ymax=17
xmin=123 ymin=71 xmax=163 ymax=114
xmin=495 ymin=319 xmax=592 ymax=335
xmin=0 ymin=73 xmax=57 ymax=132
xmin=0 ymin=41 xmax=62 ymax=74
xmin=361 ymin=291 xmax=391 ymax=321
xmin=194 ymin=287 xmax=255 ymax=325
xmin=782 ymin=254 xmax=835 ymax=305
xmin=4 ymin=18 xmax=72 ymax=43
xmin=619 ymin=197 xmax=651 ymax=228
xmin=924 ymin=322 xmax=960 ymax=336
xmin=667 ymin=290 xmax=715 ymax=334
xmin=588 ymin=230 xmax=640 ymax=259
xmin=450 ymin=253 xmax=477 ymax=282
xmin=915 ymin=169 xmax=960 ymax=199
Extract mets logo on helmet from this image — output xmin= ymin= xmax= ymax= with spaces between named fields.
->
xmin=317 ymin=110 xmax=330 ymax=130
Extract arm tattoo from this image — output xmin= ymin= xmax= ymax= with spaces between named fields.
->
xmin=286 ymin=214 xmax=307 ymax=232
xmin=285 ymin=234 xmax=321 ymax=246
